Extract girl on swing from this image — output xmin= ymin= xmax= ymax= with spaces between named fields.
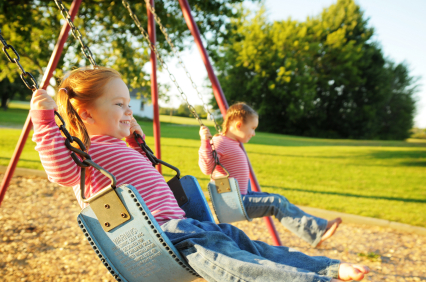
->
xmin=199 ymin=103 xmax=342 ymax=248
xmin=31 ymin=67 xmax=368 ymax=282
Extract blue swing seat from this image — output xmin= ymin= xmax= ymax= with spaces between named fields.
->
xmin=77 ymin=175 xmax=214 ymax=282
xmin=207 ymin=177 xmax=252 ymax=224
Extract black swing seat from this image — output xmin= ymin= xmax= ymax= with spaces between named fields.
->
xmin=78 ymin=175 xmax=214 ymax=282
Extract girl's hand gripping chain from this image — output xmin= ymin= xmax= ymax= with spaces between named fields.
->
xmin=199 ymin=126 xmax=212 ymax=140
xmin=30 ymin=89 xmax=58 ymax=111
xmin=128 ymin=117 xmax=144 ymax=138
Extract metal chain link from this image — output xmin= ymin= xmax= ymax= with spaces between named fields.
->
xmin=139 ymin=1 xmax=224 ymax=165
xmin=54 ymin=0 xmax=97 ymax=67
xmin=0 ymin=28 xmax=90 ymax=166
xmin=142 ymin=0 xmax=222 ymax=133
xmin=0 ymin=29 xmax=39 ymax=91
xmin=122 ymin=0 xmax=207 ymax=127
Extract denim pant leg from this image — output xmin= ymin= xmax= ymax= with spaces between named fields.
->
xmin=162 ymin=218 xmax=339 ymax=282
xmin=242 ymin=191 xmax=328 ymax=247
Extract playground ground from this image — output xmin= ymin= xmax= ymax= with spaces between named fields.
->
xmin=1 ymin=174 xmax=425 ymax=282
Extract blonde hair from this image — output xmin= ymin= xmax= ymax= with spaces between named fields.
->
xmin=56 ymin=67 xmax=122 ymax=150
xmin=222 ymin=102 xmax=258 ymax=135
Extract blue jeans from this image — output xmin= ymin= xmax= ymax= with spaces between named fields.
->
xmin=162 ymin=218 xmax=339 ymax=282
xmin=242 ymin=191 xmax=328 ymax=247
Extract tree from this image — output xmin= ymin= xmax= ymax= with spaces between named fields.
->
xmin=0 ymin=75 xmax=30 ymax=110
xmin=213 ymin=0 xmax=418 ymax=140
xmin=194 ymin=105 xmax=207 ymax=119
xmin=0 ymin=0 xmax=258 ymax=105
xmin=176 ymin=103 xmax=191 ymax=117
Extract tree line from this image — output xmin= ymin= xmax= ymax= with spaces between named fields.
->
xmin=0 ymin=0 xmax=256 ymax=109
xmin=212 ymin=0 xmax=418 ymax=140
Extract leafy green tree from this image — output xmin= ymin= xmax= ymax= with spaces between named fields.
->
xmin=0 ymin=75 xmax=30 ymax=110
xmin=0 ymin=0 xmax=258 ymax=108
xmin=176 ymin=103 xmax=191 ymax=117
xmin=159 ymin=106 xmax=175 ymax=115
xmin=213 ymin=0 xmax=417 ymax=140
xmin=194 ymin=105 xmax=207 ymax=119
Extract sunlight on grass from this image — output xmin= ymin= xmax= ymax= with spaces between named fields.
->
xmin=7 ymin=101 xmax=31 ymax=110
xmin=159 ymin=115 xmax=216 ymax=127
xmin=1 ymin=104 xmax=425 ymax=227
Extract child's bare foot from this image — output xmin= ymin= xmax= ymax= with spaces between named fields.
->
xmin=316 ymin=217 xmax=342 ymax=247
xmin=338 ymin=262 xmax=370 ymax=281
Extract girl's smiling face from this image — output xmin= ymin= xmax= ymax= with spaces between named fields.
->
xmin=80 ymin=78 xmax=133 ymax=139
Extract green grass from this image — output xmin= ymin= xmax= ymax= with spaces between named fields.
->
xmin=1 ymin=103 xmax=426 ymax=227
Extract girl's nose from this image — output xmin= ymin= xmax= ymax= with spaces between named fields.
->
xmin=126 ymin=106 xmax=133 ymax=115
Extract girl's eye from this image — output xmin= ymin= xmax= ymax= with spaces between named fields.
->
xmin=128 ymin=105 xmax=131 ymax=109
xmin=116 ymin=103 xmax=123 ymax=107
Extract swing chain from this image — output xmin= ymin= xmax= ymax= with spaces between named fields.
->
xmin=0 ymin=28 xmax=112 ymax=197
xmin=0 ymin=29 xmax=39 ymax=91
xmin=53 ymin=112 xmax=92 ymax=168
xmin=142 ymin=0 xmax=222 ymax=134
xmin=134 ymin=132 xmax=181 ymax=178
xmin=121 ymin=0 xmax=204 ymax=127
xmin=54 ymin=0 xmax=97 ymax=67
xmin=132 ymin=2 xmax=225 ymax=165
xmin=133 ymin=132 xmax=158 ymax=166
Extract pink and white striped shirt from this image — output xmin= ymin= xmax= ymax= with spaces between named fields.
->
xmin=198 ymin=135 xmax=250 ymax=195
xmin=31 ymin=110 xmax=185 ymax=225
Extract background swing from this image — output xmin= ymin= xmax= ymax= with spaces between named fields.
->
xmin=0 ymin=0 xmax=282 ymax=252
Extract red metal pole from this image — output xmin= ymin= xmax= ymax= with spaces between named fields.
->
xmin=0 ymin=0 xmax=83 ymax=206
xmin=146 ymin=0 xmax=162 ymax=174
xmin=178 ymin=0 xmax=282 ymax=246
xmin=242 ymin=145 xmax=282 ymax=246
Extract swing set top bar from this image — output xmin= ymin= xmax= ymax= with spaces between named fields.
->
xmin=0 ymin=0 xmax=282 ymax=246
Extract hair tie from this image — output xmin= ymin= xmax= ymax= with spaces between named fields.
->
xmin=59 ymin=88 xmax=68 ymax=93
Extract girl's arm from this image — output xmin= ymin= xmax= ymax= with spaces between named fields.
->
xmin=198 ymin=126 xmax=216 ymax=175
xmin=30 ymin=90 xmax=81 ymax=187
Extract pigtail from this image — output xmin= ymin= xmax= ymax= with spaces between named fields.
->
xmin=56 ymin=87 xmax=91 ymax=151
xmin=66 ymin=96 xmax=91 ymax=150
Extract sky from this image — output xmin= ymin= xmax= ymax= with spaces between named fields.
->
xmin=156 ymin=0 xmax=426 ymax=128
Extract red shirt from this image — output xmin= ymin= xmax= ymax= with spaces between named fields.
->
xmin=31 ymin=110 xmax=185 ymax=225
xmin=198 ymin=135 xmax=250 ymax=195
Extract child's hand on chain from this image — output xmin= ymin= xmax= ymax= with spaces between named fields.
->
xmin=129 ymin=117 xmax=144 ymax=137
xmin=31 ymin=89 xmax=58 ymax=111
xmin=199 ymin=126 xmax=212 ymax=140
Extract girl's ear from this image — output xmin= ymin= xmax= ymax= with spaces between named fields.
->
xmin=78 ymin=108 xmax=95 ymax=125
xmin=235 ymin=120 xmax=242 ymax=130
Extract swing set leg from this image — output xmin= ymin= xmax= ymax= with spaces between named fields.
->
xmin=178 ymin=0 xmax=283 ymax=246
xmin=146 ymin=0 xmax=162 ymax=174
xmin=0 ymin=0 xmax=83 ymax=207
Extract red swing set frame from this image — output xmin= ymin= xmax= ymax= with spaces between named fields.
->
xmin=0 ymin=0 xmax=282 ymax=247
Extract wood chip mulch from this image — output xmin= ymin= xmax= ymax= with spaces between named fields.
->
xmin=1 ymin=175 xmax=425 ymax=281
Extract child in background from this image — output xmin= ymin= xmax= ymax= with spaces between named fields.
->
xmin=199 ymin=102 xmax=342 ymax=247
xmin=31 ymin=67 xmax=368 ymax=282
